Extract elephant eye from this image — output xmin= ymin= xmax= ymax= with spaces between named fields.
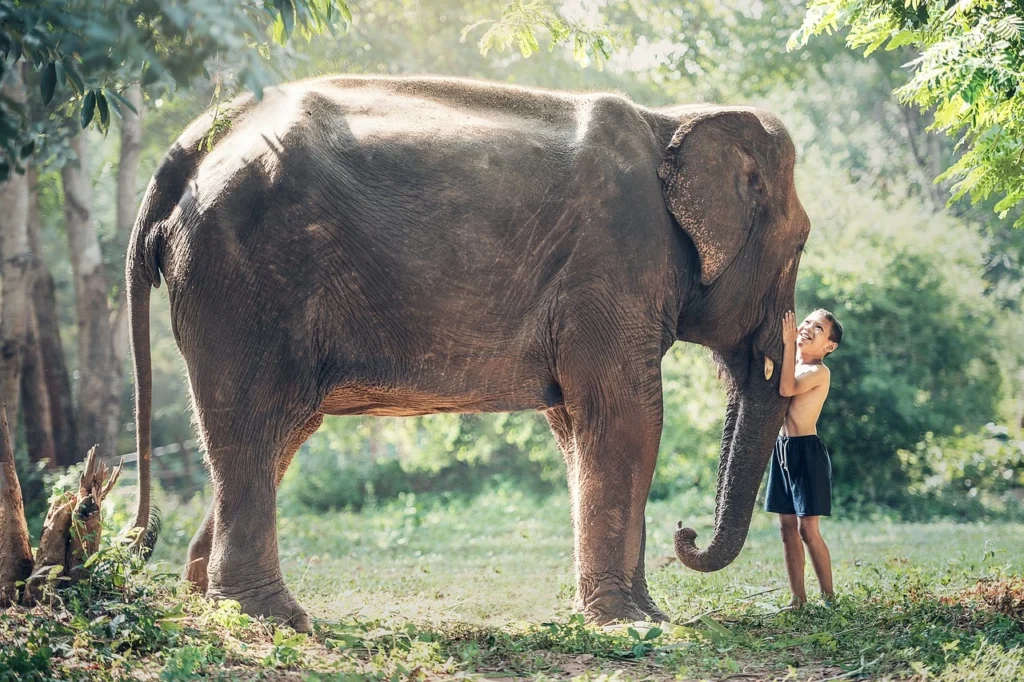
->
xmin=796 ymin=241 xmax=806 ymax=253
xmin=749 ymin=172 xmax=764 ymax=196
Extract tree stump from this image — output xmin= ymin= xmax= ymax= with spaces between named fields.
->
xmin=0 ymin=404 xmax=121 ymax=605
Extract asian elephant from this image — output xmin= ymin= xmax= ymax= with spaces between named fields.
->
xmin=126 ymin=75 xmax=808 ymax=631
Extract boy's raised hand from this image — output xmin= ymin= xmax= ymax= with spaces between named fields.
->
xmin=782 ymin=310 xmax=797 ymax=346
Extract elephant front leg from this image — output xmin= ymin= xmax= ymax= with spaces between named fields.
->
xmin=568 ymin=388 xmax=663 ymax=624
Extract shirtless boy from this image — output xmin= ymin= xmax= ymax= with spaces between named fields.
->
xmin=766 ymin=309 xmax=843 ymax=607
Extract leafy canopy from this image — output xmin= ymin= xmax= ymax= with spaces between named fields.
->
xmin=0 ymin=0 xmax=354 ymax=178
xmin=792 ymin=0 xmax=1024 ymax=227
xmin=463 ymin=0 xmax=614 ymax=68
xmin=0 ymin=0 xmax=615 ymax=179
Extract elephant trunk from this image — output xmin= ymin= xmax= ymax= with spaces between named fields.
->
xmin=674 ymin=379 xmax=787 ymax=572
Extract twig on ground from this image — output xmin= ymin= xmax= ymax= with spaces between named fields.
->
xmin=816 ymin=654 xmax=884 ymax=682
xmin=679 ymin=586 xmax=783 ymax=625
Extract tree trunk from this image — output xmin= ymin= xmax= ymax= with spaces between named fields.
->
xmin=0 ymin=406 xmax=33 ymax=605
xmin=21 ymin=303 xmax=57 ymax=467
xmin=0 ymin=63 xmax=33 ymax=442
xmin=111 ymin=84 xmax=144 ymax=368
xmin=20 ymin=170 xmax=58 ymax=467
xmin=63 ymin=134 xmax=121 ymax=459
xmin=27 ymin=171 xmax=78 ymax=465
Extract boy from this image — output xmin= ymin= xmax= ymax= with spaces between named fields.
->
xmin=766 ymin=308 xmax=843 ymax=607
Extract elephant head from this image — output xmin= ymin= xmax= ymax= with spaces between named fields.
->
xmin=658 ymin=107 xmax=808 ymax=572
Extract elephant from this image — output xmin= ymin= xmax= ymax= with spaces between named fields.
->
xmin=125 ymin=75 xmax=808 ymax=631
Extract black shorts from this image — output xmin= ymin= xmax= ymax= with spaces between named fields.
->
xmin=765 ymin=434 xmax=832 ymax=517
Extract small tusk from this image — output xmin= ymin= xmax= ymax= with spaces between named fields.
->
xmin=764 ymin=356 xmax=774 ymax=381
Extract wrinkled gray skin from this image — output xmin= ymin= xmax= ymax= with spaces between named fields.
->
xmin=126 ymin=76 xmax=808 ymax=631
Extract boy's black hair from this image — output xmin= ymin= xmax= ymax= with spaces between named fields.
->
xmin=814 ymin=308 xmax=844 ymax=353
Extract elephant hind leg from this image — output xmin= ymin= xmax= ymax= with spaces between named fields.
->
xmin=183 ymin=413 xmax=325 ymax=596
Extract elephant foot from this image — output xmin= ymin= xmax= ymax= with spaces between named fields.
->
xmin=208 ymin=578 xmax=311 ymax=632
xmin=579 ymin=579 xmax=648 ymax=625
xmin=182 ymin=556 xmax=209 ymax=595
xmin=583 ymin=599 xmax=648 ymax=625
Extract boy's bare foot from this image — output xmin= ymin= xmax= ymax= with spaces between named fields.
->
xmin=787 ymin=596 xmax=806 ymax=609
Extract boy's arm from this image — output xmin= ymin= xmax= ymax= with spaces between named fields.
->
xmin=782 ymin=363 xmax=829 ymax=397
xmin=779 ymin=311 xmax=798 ymax=397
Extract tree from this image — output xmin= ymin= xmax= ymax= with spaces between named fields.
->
xmin=792 ymin=0 xmax=1024 ymax=228
xmin=0 ymin=63 xmax=31 ymax=439
xmin=19 ymin=168 xmax=59 ymax=467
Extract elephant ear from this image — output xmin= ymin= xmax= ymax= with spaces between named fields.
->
xmin=658 ymin=110 xmax=770 ymax=286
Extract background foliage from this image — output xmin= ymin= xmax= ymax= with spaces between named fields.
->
xmin=794 ymin=0 xmax=1024 ymax=227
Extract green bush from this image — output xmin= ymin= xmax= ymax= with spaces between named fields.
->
xmin=279 ymin=455 xmax=411 ymax=512
xmin=896 ymin=424 xmax=1024 ymax=519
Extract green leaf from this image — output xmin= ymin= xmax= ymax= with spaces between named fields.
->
xmin=863 ymin=33 xmax=888 ymax=56
xmin=40 ymin=62 xmax=56 ymax=105
xmin=644 ymin=626 xmax=663 ymax=641
xmin=20 ymin=139 xmax=35 ymax=159
xmin=275 ymin=0 xmax=294 ymax=39
xmin=886 ymin=29 xmax=917 ymax=50
xmin=336 ymin=0 xmax=352 ymax=24
xmin=699 ymin=614 xmax=733 ymax=640
xmin=273 ymin=14 xmax=286 ymax=44
xmin=97 ymin=93 xmax=109 ymax=128
xmin=104 ymin=89 xmax=123 ymax=119
xmin=63 ymin=58 xmax=84 ymax=96
xmin=283 ymin=4 xmax=295 ymax=38
xmin=80 ymin=90 xmax=96 ymax=129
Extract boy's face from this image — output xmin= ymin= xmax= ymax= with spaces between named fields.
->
xmin=797 ymin=311 xmax=837 ymax=357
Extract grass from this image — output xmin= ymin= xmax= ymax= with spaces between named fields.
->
xmin=3 ymin=486 xmax=1024 ymax=680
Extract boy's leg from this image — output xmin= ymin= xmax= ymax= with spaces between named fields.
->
xmin=779 ymin=514 xmax=806 ymax=606
xmin=797 ymin=516 xmax=834 ymax=599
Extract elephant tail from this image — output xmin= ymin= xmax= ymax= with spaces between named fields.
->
xmin=125 ymin=184 xmax=159 ymax=553
xmin=125 ymin=139 xmax=200 ymax=553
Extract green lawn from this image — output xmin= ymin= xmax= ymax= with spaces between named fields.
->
xmin=4 ymin=488 xmax=1024 ymax=680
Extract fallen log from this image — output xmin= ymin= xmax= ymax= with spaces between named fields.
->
xmin=0 ymin=404 xmax=33 ymax=605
